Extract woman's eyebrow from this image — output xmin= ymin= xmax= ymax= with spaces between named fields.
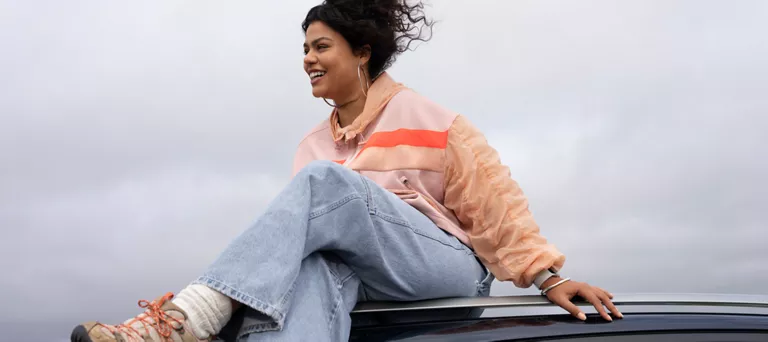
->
xmin=304 ymin=36 xmax=333 ymax=48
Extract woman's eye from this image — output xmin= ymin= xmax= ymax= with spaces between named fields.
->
xmin=304 ymin=44 xmax=328 ymax=55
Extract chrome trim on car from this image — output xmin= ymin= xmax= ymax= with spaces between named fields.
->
xmin=351 ymin=293 xmax=768 ymax=314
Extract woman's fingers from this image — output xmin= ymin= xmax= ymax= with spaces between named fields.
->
xmin=593 ymin=286 xmax=622 ymax=318
xmin=599 ymin=292 xmax=623 ymax=318
xmin=547 ymin=281 xmax=621 ymax=322
xmin=548 ymin=290 xmax=586 ymax=320
xmin=580 ymin=288 xmax=613 ymax=321
xmin=595 ymin=286 xmax=614 ymax=299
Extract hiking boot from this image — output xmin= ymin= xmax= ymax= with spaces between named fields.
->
xmin=70 ymin=292 xmax=211 ymax=342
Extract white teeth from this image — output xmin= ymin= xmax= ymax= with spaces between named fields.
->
xmin=310 ymin=71 xmax=326 ymax=79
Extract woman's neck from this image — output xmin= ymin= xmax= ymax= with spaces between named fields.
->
xmin=336 ymin=95 xmax=367 ymax=128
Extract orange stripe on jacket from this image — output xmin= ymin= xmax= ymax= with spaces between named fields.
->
xmin=354 ymin=129 xmax=449 ymax=168
xmin=364 ymin=128 xmax=449 ymax=150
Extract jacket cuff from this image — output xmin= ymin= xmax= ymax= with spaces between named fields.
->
xmin=533 ymin=268 xmax=558 ymax=289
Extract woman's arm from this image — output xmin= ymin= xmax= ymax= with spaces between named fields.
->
xmin=443 ymin=115 xmax=621 ymax=321
xmin=443 ymin=115 xmax=565 ymax=288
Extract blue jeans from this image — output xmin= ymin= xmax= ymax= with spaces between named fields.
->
xmin=194 ymin=161 xmax=494 ymax=341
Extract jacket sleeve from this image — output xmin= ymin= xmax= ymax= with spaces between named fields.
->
xmin=443 ymin=115 xmax=566 ymax=288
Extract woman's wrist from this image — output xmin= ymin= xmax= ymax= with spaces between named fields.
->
xmin=540 ymin=277 xmax=571 ymax=296
xmin=541 ymin=275 xmax=563 ymax=289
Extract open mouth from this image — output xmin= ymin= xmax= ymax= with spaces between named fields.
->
xmin=309 ymin=71 xmax=326 ymax=84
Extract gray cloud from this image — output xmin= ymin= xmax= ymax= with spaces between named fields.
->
xmin=2 ymin=0 xmax=767 ymax=341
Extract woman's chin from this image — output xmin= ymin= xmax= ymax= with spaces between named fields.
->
xmin=311 ymin=87 xmax=328 ymax=99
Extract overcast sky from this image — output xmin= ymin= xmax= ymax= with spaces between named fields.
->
xmin=2 ymin=0 xmax=767 ymax=341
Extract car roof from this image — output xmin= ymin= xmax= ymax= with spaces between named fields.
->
xmin=350 ymin=294 xmax=768 ymax=341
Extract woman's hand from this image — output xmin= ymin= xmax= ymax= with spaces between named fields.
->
xmin=542 ymin=277 xmax=623 ymax=321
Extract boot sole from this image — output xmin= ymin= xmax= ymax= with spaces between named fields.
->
xmin=70 ymin=325 xmax=93 ymax=342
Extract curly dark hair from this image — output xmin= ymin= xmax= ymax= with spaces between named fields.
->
xmin=302 ymin=0 xmax=434 ymax=80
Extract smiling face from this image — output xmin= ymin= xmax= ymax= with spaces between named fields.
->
xmin=303 ymin=21 xmax=369 ymax=102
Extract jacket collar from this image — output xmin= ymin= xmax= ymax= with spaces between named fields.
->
xmin=329 ymin=72 xmax=406 ymax=143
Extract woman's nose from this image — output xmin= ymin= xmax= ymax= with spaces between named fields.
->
xmin=303 ymin=52 xmax=317 ymax=65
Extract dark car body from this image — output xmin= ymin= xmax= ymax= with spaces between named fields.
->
xmin=349 ymin=294 xmax=768 ymax=341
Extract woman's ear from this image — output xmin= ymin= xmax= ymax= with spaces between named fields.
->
xmin=358 ymin=45 xmax=372 ymax=66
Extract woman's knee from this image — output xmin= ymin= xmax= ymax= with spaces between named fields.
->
xmin=298 ymin=160 xmax=354 ymax=179
xmin=296 ymin=160 xmax=363 ymax=189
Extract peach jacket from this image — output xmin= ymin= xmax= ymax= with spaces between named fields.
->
xmin=292 ymin=72 xmax=565 ymax=288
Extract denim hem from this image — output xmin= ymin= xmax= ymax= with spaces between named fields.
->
xmin=240 ymin=322 xmax=280 ymax=335
xmin=193 ymin=276 xmax=286 ymax=329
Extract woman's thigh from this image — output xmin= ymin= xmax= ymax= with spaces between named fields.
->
xmin=335 ymin=177 xmax=493 ymax=302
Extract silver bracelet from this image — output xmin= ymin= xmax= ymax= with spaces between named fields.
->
xmin=540 ymin=277 xmax=571 ymax=296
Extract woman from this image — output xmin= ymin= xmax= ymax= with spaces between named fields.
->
xmin=71 ymin=1 xmax=621 ymax=341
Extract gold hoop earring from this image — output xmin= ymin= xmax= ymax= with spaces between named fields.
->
xmin=358 ymin=60 xmax=370 ymax=97
xmin=323 ymin=98 xmax=340 ymax=108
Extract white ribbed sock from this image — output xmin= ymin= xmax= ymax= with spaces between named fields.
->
xmin=172 ymin=284 xmax=233 ymax=339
